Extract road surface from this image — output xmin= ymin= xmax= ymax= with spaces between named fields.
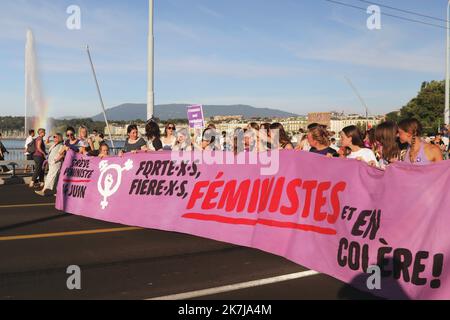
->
xmin=0 ymin=184 xmax=378 ymax=300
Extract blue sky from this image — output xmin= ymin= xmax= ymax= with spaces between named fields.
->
xmin=0 ymin=0 xmax=448 ymax=118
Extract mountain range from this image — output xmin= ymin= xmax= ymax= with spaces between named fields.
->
xmin=91 ymin=103 xmax=299 ymax=121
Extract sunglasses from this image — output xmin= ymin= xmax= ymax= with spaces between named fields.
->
xmin=167 ymin=127 xmax=175 ymax=130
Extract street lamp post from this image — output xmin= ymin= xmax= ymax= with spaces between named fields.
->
xmin=446 ymin=0 xmax=450 ymax=127
xmin=147 ymin=0 xmax=155 ymax=121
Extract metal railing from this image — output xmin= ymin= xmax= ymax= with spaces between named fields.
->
xmin=2 ymin=149 xmax=26 ymax=161
xmin=2 ymin=148 xmax=124 ymax=161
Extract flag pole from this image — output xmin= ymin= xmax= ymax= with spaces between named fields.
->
xmin=147 ymin=0 xmax=155 ymax=120
xmin=445 ymin=0 xmax=450 ymax=127
xmin=86 ymin=45 xmax=115 ymax=149
xmin=25 ymin=32 xmax=28 ymax=138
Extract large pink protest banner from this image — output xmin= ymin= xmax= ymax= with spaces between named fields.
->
xmin=56 ymin=150 xmax=450 ymax=299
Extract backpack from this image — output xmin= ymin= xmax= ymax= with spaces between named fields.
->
xmin=26 ymin=138 xmax=36 ymax=154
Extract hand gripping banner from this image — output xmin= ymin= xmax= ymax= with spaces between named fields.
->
xmin=56 ymin=150 xmax=450 ymax=299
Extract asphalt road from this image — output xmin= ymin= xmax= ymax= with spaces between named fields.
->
xmin=0 ymin=184 xmax=378 ymax=300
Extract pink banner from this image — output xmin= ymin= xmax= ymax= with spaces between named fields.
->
xmin=56 ymin=150 xmax=450 ymax=299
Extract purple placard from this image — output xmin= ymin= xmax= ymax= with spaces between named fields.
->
xmin=187 ymin=104 xmax=205 ymax=129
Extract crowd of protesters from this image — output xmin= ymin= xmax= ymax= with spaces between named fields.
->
xmin=16 ymin=126 xmax=107 ymax=196
xmin=8 ymin=117 xmax=448 ymax=197
xmin=113 ymin=118 xmax=448 ymax=169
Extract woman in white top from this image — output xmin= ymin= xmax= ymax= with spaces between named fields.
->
xmin=78 ymin=125 xmax=94 ymax=155
xmin=161 ymin=123 xmax=177 ymax=151
xmin=35 ymin=133 xmax=64 ymax=196
xmin=173 ymin=128 xmax=193 ymax=152
xmin=340 ymin=125 xmax=378 ymax=167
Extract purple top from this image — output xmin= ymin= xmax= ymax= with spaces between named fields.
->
xmin=404 ymin=142 xmax=431 ymax=165
xmin=33 ymin=136 xmax=46 ymax=158
xmin=65 ymin=139 xmax=81 ymax=153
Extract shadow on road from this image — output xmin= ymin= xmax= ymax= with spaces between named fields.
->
xmin=0 ymin=214 xmax=71 ymax=233
xmin=338 ymin=260 xmax=410 ymax=300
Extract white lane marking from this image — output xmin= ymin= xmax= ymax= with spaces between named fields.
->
xmin=147 ymin=270 xmax=320 ymax=300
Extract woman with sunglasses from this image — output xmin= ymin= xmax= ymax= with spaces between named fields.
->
xmin=61 ymin=127 xmax=81 ymax=154
xmin=162 ymin=123 xmax=177 ymax=151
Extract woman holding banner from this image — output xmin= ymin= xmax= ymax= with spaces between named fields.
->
xmin=259 ymin=123 xmax=272 ymax=151
xmin=173 ymin=128 xmax=193 ymax=152
xmin=145 ymin=120 xmax=163 ymax=152
xmin=269 ymin=123 xmax=294 ymax=150
xmin=78 ymin=126 xmax=94 ymax=155
xmin=374 ymin=121 xmax=401 ymax=169
xmin=120 ymin=124 xmax=147 ymax=155
xmin=98 ymin=142 xmax=110 ymax=159
xmin=161 ymin=123 xmax=177 ymax=151
xmin=306 ymin=125 xmax=338 ymax=157
xmin=398 ymin=119 xmax=443 ymax=165
xmin=340 ymin=126 xmax=378 ymax=167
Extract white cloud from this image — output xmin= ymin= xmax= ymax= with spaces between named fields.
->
xmin=281 ymin=17 xmax=445 ymax=74
xmin=294 ymin=40 xmax=443 ymax=74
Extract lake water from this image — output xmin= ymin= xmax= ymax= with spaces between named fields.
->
xmin=1 ymin=140 xmax=25 ymax=149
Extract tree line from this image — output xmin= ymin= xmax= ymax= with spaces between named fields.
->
xmin=386 ymin=80 xmax=446 ymax=135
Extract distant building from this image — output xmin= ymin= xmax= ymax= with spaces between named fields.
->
xmin=308 ymin=112 xmax=332 ymax=127
xmin=212 ymin=117 xmax=307 ymax=136
xmin=210 ymin=115 xmax=244 ymax=122
xmin=105 ymin=124 xmax=146 ymax=139
xmin=215 ymin=121 xmax=247 ymax=133
xmin=307 ymin=112 xmax=385 ymax=138
xmin=280 ymin=117 xmax=308 ymax=134
xmin=330 ymin=116 xmax=384 ymax=138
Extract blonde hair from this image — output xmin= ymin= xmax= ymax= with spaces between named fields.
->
xmin=78 ymin=125 xmax=89 ymax=139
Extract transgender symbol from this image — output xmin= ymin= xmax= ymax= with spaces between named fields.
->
xmin=98 ymin=159 xmax=133 ymax=209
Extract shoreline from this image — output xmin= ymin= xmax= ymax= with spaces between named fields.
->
xmin=2 ymin=138 xmax=26 ymax=140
